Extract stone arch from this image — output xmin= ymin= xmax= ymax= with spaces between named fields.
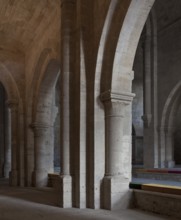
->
xmin=160 ymin=81 xmax=181 ymax=168
xmin=32 ymin=59 xmax=60 ymax=187
xmin=95 ymin=0 xmax=155 ymax=210
xmin=25 ymin=48 xmax=59 ymax=186
xmin=100 ymin=0 xmax=155 ymax=93
xmin=0 ymin=62 xmax=21 ymax=186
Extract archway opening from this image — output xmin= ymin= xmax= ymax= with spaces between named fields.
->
xmin=53 ymin=76 xmax=60 ymax=173
xmin=33 ymin=59 xmax=60 ymax=187
xmin=132 ymin=38 xmax=144 ymax=167
xmin=174 ymin=104 xmax=181 ymax=166
xmin=0 ymin=83 xmax=11 ymax=180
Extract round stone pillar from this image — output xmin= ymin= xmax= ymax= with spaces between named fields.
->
xmin=165 ymin=127 xmax=175 ymax=168
xmin=4 ymin=105 xmax=11 ymax=178
xmin=101 ymin=90 xmax=134 ymax=210
xmin=7 ymin=99 xmax=19 ymax=186
xmin=32 ymin=123 xmax=53 ymax=187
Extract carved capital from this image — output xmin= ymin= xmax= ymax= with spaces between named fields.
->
xmin=100 ymin=90 xmax=135 ymax=118
xmin=165 ymin=126 xmax=174 ymax=135
xmin=61 ymin=0 xmax=75 ymax=7
xmin=30 ymin=122 xmax=50 ymax=130
xmin=30 ymin=122 xmax=51 ymax=137
xmin=6 ymin=99 xmax=18 ymax=110
xmin=100 ymin=90 xmax=135 ymax=104
xmin=142 ymin=114 xmax=152 ymax=128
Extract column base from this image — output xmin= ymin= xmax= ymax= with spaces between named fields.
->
xmin=58 ymin=175 xmax=72 ymax=208
xmin=4 ymin=163 xmax=11 ymax=178
xmin=9 ymin=170 xmax=18 ymax=186
xmin=32 ymin=170 xmax=48 ymax=187
xmin=103 ymin=176 xmax=132 ymax=210
xmin=165 ymin=160 xmax=175 ymax=168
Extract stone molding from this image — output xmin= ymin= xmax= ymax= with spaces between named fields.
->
xmin=6 ymin=99 xmax=19 ymax=109
xmin=142 ymin=114 xmax=152 ymax=128
xmin=61 ymin=0 xmax=75 ymax=7
xmin=30 ymin=122 xmax=51 ymax=130
xmin=100 ymin=90 xmax=135 ymax=104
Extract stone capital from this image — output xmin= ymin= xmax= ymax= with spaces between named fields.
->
xmin=165 ymin=126 xmax=174 ymax=135
xmin=61 ymin=0 xmax=75 ymax=7
xmin=30 ymin=122 xmax=50 ymax=130
xmin=100 ymin=90 xmax=135 ymax=104
xmin=142 ymin=114 xmax=152 ymax=128
xmin=6 ymin=99 xmax=18 ymax=109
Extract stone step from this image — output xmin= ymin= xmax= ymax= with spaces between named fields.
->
xmin=132 ymin=189 xmax=181 ymax=219
xmin=130 ymin=181 xmax=181 ymax=218
xmin=133 ymin=168 xmax=181 ymax=182
xmin=130 ymin=182 xmax=181 ymax=195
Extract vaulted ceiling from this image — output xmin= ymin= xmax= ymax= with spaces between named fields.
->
xmin=0 ymin=0 xmax=60 ymax=55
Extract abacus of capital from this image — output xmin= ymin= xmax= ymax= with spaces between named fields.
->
xmin=100 ymin=90 xmax=135 ymax=210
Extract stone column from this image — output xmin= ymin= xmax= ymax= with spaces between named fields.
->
xmin=165 ymin=127 xmax=175 ymax=168
xmin=51 ymin=104 xmax=59 ymax=172
xmin=32 ymin=123 xmax=53 ymax=187
xmin=158 ymin=126 xmax=166 ymax=168
xmin=7 ymin=99 xmax=19 ymax=186
xmin=0 ymin=94 xmax=5 ymax=177
xmin=4 ymin=105 xmax=11 ymax=178
xmin=59 ymin=0 xmax=75 ymax=208
xmin=101 ymin=90 xmax=134 ymax=210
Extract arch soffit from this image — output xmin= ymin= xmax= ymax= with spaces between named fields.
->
xmin=29 ymin=48 xmax=59 ymax=120
xmin=99 ymin=0 xmax=155 ymax=93
xmin=94 ymin=0 xmax=118 ymax=93
xmin=33 ymin=59 xmax=60 ymax=123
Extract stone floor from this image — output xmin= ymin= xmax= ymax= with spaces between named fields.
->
xmin=0 ymin=179 xmax=175 ymax=220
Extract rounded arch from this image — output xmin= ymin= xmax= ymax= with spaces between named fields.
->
xmin=32 ymin=58 xmax=60 ymax=187
xmin=99 ymin=0 xmax=155 ymax=93
xmin=26 ymin=47 xmax=60 ymax=186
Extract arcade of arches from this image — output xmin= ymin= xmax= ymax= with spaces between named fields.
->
xmin=0 ymin=0 xmax=181 ymax=215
